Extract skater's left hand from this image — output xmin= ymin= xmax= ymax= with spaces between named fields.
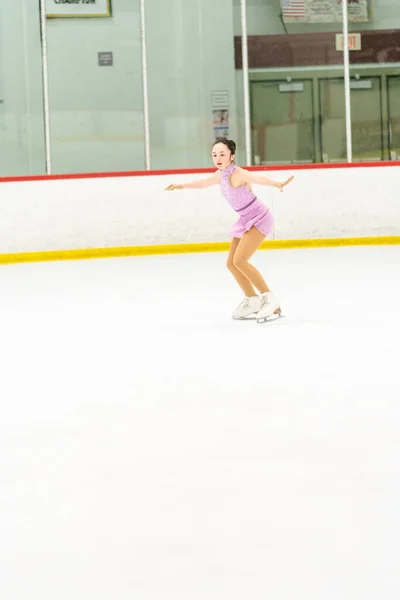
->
xmin=165 ymin=184 xmax=183 ymax=191
xmin=274 ymin=176 xmax=294 ymax=192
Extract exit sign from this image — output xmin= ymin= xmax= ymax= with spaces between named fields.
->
xmin=336 ymin=33 xmax=362 ymax=51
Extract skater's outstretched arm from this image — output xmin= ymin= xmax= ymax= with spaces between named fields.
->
xmin=165 ymin=171 xmax=220 ymax=191
xmin=240 ymin=169 xmax=294 ymax=192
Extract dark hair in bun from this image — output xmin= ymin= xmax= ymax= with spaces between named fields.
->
xmin=213 ymin=138 xmax=236 ymax=156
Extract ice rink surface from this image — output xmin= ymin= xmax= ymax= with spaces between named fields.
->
xmin=1 ymin=244 xmax=400 ymax=599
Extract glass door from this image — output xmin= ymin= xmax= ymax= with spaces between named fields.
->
xmin=320 ymin=76 xmax=383 ymax=162
xmin=387 ymin=76 xmax=400 ymax=160
xmin=251 ymin=79 xmax=314 ymax=165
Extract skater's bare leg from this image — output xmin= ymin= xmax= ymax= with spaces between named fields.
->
xmin=226 ymin=237 xmax=256 ymax=297
xmin=232 ymin=227 xmax=270 ymax=294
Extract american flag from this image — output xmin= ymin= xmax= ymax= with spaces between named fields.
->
xmin=281 ymin=0 xmax=306 ymax=18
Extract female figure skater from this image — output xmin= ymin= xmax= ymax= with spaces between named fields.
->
xmin=165 ymin=138 xmax=294 ymax=323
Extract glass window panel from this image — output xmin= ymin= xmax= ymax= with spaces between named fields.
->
xmin=234 ymin=0 xmax=346 ymax=165
xmin=145 ymin=0 xmax=240 ymax=169
xmin=349 ymin=0 xmax=400 ymax=161
xmin=0 ymin=1 xmax=46 ymax=176
xmin=387 ymin=76 xmax=400 ymax=160
xmin=46 ymin=0 xmax=145 ymax=174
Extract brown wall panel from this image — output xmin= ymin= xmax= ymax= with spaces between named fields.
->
xmin=234 ymin=30 xmax=400 ymax=69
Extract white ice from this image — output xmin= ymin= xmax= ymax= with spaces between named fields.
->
xmin=0 ymin=245 xmax=400 ymax=600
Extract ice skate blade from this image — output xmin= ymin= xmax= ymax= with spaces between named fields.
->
xmin=257 ymin=312 xmax=285 ymax=324
xmin=232 ymin=314 xmax=257 ymax=320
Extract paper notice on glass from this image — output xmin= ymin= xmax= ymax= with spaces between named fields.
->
xmin=213 ymin=110 xmax=229 ymax=141
xmin=46 ymin=0 xmax=112 ymax=18
xmin=280 ymin=0 xmax=369 ymax=23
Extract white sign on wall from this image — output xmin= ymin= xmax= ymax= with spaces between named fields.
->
xmin=46 ymin=0 xmax=112 ymax=18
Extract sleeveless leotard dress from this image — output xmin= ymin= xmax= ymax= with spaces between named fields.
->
xmin=218 ymin=164 xmax=274 ymax=238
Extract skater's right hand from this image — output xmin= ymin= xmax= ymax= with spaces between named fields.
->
xmin=165 ymin=184 xmax=183 ymax=191
xmin=274 ymin=176 xmax=294 ymax=192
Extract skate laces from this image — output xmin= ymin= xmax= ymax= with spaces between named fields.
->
xmin=261 ymin=294 xmax=270 ymax=307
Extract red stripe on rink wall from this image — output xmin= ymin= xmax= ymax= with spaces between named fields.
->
xmin=0 ymin=160 xmax=399 ymax=184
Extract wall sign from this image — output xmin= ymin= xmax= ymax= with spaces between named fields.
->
xmin=213 ymin=110 xmax=229 ymax=141
xmin=46 ymin=0 xmax=112 ymax=18
xmin=98 ymin=52 xmax=113 ymax=66
xmin=336 ymin=33 xmax=362 ymax=51
xmin=280 ymin=0 xmax=369 ymax=23
xmin=212 ymin=91 xmax=229 ymax=109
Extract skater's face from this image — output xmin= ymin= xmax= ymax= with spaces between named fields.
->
xmin=212 ymin=143 xmax=235 ymax=170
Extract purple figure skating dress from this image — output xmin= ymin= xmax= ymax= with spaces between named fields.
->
xmin=219 ymin=163 xmax=274 ymax=238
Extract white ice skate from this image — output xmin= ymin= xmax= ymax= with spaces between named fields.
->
xmin=232 ymin=295 xmax=262 ymax=320
xmin=256 ymin=291 xmax=283 ymax=324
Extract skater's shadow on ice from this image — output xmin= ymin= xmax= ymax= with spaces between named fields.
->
xmin=157 ymin=315 xmax=347 ymax=334
xmin=234 ymin=315 xmax=350 ymax=327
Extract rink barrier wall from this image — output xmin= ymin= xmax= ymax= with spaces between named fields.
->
xmin=1 ymin=236 xmax=400 ymax=266
xmin=0 ymin=159 xmax=399 ymax=184
xmin=0 ymin=161 xmax=400 ymax=265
